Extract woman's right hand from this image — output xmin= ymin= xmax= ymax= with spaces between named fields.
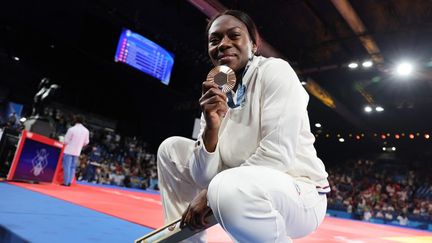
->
xmin=200 ymin=81 xmax=228 ymax=130
xmin=199 ymin=81 xmax=228 ymax=152
xmin=180 ymin=189 xmax=212 ymax=230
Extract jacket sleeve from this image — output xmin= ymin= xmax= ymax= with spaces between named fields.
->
xmin=64 ymin=128 xmax=73 ymax=145
xmin=188 ymin=114 xmax=223 ymax=188
xmin=84 ymin=130 xmax=90 ymax=147
xmin=242 ymin=59 xmax=309 ymax=170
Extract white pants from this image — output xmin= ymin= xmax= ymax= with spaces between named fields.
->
xmin=157 ymin=136 xmax=327 ymax=243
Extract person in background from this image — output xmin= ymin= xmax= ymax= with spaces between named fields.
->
xmin=84 ymin=144 xmax=103 ymax=182
xmin=62 ymin=114 xmax=89 ymax=186
xmin=7 ymin=112 xmax=18 ymax=129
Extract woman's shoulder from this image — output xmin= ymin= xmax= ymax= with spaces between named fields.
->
xmin=256 ymin=56 xmax=296 ymax=76
xmin=256 ymin=56 xmax=297 ymax=80
xmin=257 ymin=56 xmax=291 ymax=68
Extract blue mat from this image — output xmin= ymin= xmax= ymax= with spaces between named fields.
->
xmin=0 ymin=182 xmax=153 ymax=243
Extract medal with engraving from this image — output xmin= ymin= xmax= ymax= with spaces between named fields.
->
xmin=206 ymin=65 xmax=236 ymax=93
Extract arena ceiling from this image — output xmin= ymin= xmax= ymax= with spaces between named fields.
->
xmin=1 ymin=0 xmax=432 ymax=154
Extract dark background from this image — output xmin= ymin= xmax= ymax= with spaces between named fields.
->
xmin=1 ymin=0 xmax=431 ymax=163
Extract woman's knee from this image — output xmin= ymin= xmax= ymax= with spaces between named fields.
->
xmin=207 ymin=168 xmax=251 ymax=222
xmin=157 ymin=137 xmax=178 ymax=160
xmin=157 ymin=136 xmax=196 ymax=175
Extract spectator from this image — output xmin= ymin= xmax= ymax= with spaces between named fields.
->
xmin=62 ymin=114 xmax=89 ymax=186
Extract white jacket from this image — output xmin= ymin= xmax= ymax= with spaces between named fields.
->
xmin=190 ymin=56 xmax=330 ymax=193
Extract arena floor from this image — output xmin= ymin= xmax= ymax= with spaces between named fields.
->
xmin=1 ymin=181 xmax=431 ymax=243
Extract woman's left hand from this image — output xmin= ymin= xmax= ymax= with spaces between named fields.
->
xmin=180 ymin=189 xmax=213 ymax=230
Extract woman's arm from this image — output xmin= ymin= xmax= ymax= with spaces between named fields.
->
xmin=189 ymin=81 xmax=227 ymax=188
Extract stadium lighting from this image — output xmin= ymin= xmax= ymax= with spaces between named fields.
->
xmin=348 ymin=62 xmax=358 ymax=69
xmin=364 ymin=106 xmax=373 ymax=113
xmin=396 ymin=62 xmax=413 ymax=76
xmin=362 ymin=60 xmax=373 ymax=68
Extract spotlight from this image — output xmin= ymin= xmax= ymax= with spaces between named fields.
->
xmin=391 ymin=147 xmax=396 ymax=151
xmin=425 ymin=134 xmax=430 ymax=139
xmin=364 ymin=106 xmax=373 ymax=113
xmin=348 ymin=62 xmax=358 ymax=69
xmin=301 ymin=81 xmax=307 ymax=86
xmin=339 ymin=138 xmax=345 ymax=143
xmin=362 ymin=60 xmax=373 ymax=68
xmin=396 ymin=62 xmax=413 ymax=76
xmin=375 ymin=106 xmax=384 ymax=112
xmin=20 ymin=117 xmax=27 ymax=122
xmin=315 ymin=123 xmax=322 ymax=128
xmin=13 ymin=56 xmax=20 ymax=61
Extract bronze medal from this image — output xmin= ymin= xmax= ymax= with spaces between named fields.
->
xmin=206 ymin=65 xmax=236 ymax=93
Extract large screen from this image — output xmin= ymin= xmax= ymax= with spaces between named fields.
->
xmin=114 ymin=28 xmax=174 ymax=85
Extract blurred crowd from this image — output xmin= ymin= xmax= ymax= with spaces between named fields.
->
xmin=76 ymin=131 xmax=158 ymax=190
xmin=327 ymin=158 xmax=432 ymax=226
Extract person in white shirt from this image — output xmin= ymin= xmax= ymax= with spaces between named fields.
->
xmin=62 ymin=114 xmax=89 ymax=186
xmin=157 ymin=10 xmax=329 ymax=243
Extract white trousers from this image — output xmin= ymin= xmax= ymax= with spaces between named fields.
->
xmin=157 ymin=136 xmax=327 ymax=243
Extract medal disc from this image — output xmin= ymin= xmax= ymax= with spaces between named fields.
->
xmin=206 ymin=65 xmax=236 ymax=93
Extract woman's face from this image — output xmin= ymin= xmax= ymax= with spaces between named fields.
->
xmin=207 ymin=15 xmax=256 ymax=72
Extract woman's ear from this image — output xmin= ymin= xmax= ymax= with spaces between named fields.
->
xmin=252 ymin=43 xmax=257 ymax=54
